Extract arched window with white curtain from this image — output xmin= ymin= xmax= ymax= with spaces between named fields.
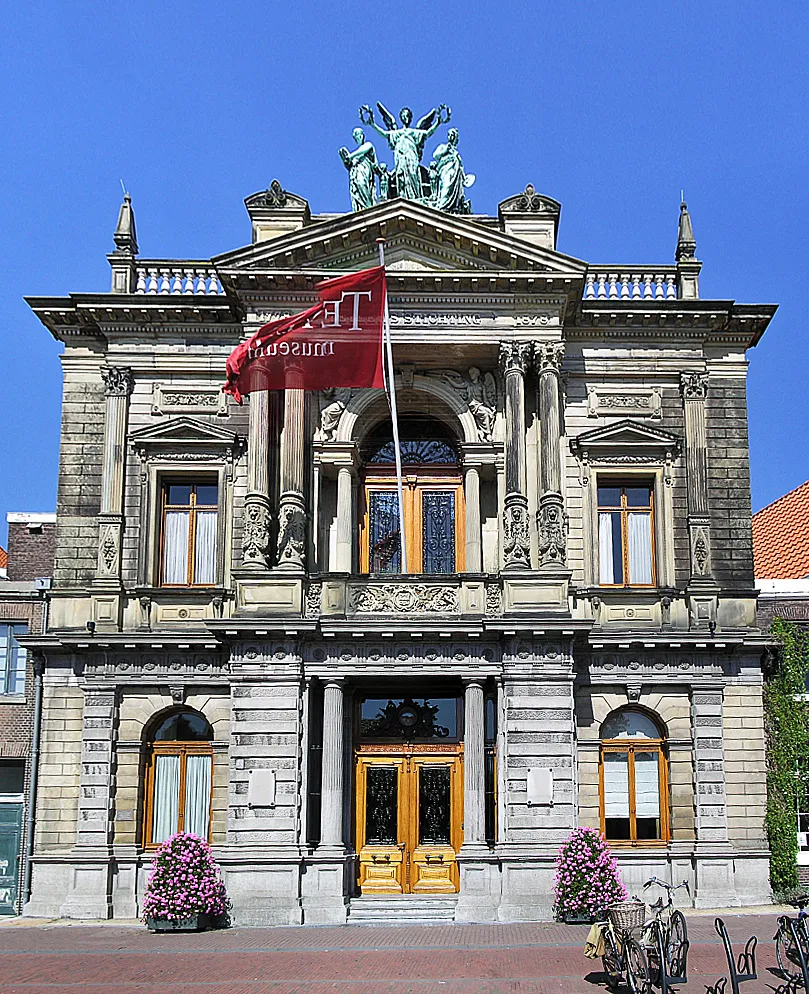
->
xmin=144 ymin=709 xmax=213 ymax=846
xmin=599 ymin=707 xmax=669 ymax=844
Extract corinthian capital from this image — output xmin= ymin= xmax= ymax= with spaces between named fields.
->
xmin=534 ymin=341 xmax=565 ymax=374
xmin=499 ymin=342 xmax=531 ymax=376
xmin=101 ymin=365 xmax=134 ymax=397
xmin=680 ymin=371 xmax=708 ymax=400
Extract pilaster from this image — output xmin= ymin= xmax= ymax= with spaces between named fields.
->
xmin=499 ymin=342 xmax=531 ymax=570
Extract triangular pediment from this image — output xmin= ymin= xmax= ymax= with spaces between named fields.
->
xmin=214 ymin=197 xmax=587 ymax=281
xmin=570 ymin=419 xmax=682 ymax=457
xmin=129 ymin=416 xmax=239 ymax=451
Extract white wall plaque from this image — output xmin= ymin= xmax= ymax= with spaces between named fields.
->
xmin=527 ymin=767 xmax=554 ymax=806
xmin=247 ymin=768 xmax=276 ymax=808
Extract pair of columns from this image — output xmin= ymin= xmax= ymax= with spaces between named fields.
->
xmin=243 ymin=387 xmax=306 ymax=571
xmin=317 ymin=679 xmax=489 ymax=850
xmin=499 ymin=341 xmax=567 ymax=571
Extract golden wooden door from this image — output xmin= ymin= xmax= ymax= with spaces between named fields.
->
xmin=355 ymin=746 xmax=463 ymax=894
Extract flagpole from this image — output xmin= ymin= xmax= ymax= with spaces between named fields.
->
xmin=376 ymin=238 xmax=408 ymax=574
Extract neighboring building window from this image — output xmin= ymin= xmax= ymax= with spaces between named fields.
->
xmin=361 ymin=419 xmax=464 ymax=575
xmin=144 ymin=710 xmax=213 ymax=845
xmin=600 ymin=708 xmax=669 ymax=844
xmin=0 ymin=761 xmax=25 ymax=796
xmin=0 ymin=624 xmax=27 ymax=696
xmin=597 ymin=483 xmax=655 ymax=586
xmin=160 ymin=480 xmax=218 ymax=586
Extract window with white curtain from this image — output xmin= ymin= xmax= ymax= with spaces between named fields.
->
xmin=600 ymin=707 xmax=668 ymax=844
xmin=597 ymin=483 xmax=655 ymax=586
xmin=146 ymin=710 xmax=214 ymax=846
xmin=160 ymin=480 xmax=219 ymax=586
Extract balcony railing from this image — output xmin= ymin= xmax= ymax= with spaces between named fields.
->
xmin=134 ymin=263 xmax=225 ymax=296
xmin=584 ymin=270 xmax=678 ymax=301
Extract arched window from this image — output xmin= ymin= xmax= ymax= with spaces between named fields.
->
xmin=599 ymin=707 xmax=668 ymax=844
xmin=144 ymin=709 xmax=213 ymax=846
xmin=360 ymin=417 xmax=464 ymax=574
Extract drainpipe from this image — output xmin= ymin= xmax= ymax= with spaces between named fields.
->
xmin=23 ymin=590 xmax=48 ymax=906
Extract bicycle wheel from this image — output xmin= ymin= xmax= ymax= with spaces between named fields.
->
xmin=668 ymin=910 xmax=688 ymax=979
xmin=777 ymin=925 xmax=803 ymax=981
xmin=601 ymin=928 xmax=622 ymax=990
xmin=625 ymin=937 xmax=653 ymax=994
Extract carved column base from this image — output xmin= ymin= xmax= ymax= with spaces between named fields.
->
xmin=688 ymin=516 xmax=713 ymax=583
xmin=242 ymin=492 xmax=272 ymax=570
xmin=537 ymin=492 xmax=567 ymax=570
xmin=502 ymin=492 xmax=531 ymax=571
xmin=95 ymin=514 xmax=123 ymax=582
xmin=276 ymin=490 xmax=306 ymax=571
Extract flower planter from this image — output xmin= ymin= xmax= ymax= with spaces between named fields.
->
xmin=563 ymin=912 xmax=596 ymax=925
xmin=147 ymin=913 xmax=213 ymax=932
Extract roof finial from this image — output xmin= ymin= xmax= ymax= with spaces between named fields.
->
xmin=676 ymin=195 xmax=696 ymax=261
xmin=113 ymin=187 xmax=138 ymax=256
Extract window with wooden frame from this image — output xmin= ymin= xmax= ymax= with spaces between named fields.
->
xmin=360 ymin=420 xmax=465 ymax=575
xmin=144 ymin=710 xmax=213 ymax=846
xmin=599 ymin=708 xmax=669 ymax=845
xmin=160 ymin=479 xmax=219 ymax=586
xmin=597 ymin=482 xmax=656 ymax=587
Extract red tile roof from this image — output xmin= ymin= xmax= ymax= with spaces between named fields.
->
xmin=0 ymin=547 xmax=6 ymax=571
xmin=753 ymin=480 xmax=809 ymax=579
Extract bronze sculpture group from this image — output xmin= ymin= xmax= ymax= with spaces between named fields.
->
xmin=339 ymin=103 xmax=475 ymax=215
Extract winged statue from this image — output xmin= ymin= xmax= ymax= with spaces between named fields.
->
xmin=359 ymin=102 xmax=450 ymax=202
xmin=429 ymin=368 xmax=497 ymax=442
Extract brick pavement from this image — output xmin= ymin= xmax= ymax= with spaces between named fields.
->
xmin=0 ymin=914 xmax=790 ymax=994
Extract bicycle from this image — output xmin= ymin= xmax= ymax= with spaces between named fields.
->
xmin=600 ymin=902 xmax=652 ymax=994
xmin=774 ymin=894 xmax=809 ymax=981
xmin=640 ymin=878 xmax=690 ymax=994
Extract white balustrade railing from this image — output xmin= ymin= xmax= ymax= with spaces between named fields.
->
xmin=134 ymin=264 xmax=224 ymax=295
xmin=583 ymin=270 xmax=678 ymax=301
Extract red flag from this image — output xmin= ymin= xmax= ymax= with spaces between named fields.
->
xmin=223 ymin=266 xmax=386 ymax=402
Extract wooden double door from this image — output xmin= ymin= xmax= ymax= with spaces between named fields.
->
xmin=355 ymin=746 xmax=463 ymax=894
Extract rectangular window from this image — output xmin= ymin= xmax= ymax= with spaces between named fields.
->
xmin=0 ymin=625 xmax=27 ymax=696
xmin=0 ymin=761 xmax=25 ymax=795
xmin=160 ymin=480 xmax=219 ymax=586
xmin=601 ymin=744 xmax=666 ymax=843
xmin=597 ymin=484 xmax=655 ymax=587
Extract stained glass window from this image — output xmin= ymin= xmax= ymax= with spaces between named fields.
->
xmin=422 ymin=491 xmax=455 ymax=573
xmin=369 ymin=491 xmax=401 ymax=573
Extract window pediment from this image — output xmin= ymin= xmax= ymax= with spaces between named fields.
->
xmin=130 ymin=416 xmax=242 ymax=459
xmin=570 ymin=419 xmax=682 ymax=462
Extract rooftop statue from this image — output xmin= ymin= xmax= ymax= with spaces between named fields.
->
xmin=430 ymin=128 xmax=475 ymax=214
xmin=361 ymin=102 xmax=448 ymax=201
xmin=339 ymin=128 xmax=381 ymax=212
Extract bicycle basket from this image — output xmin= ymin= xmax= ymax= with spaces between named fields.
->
xmin=608 ymin=901 xmax=646 ymax=933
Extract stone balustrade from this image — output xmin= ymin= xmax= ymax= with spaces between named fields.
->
xmin=584 ymin=270 xmax=678 ymax=301
xmin=134 ymin=263 xmax=224 ymax=295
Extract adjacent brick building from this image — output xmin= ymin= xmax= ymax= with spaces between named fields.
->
xmin=0 ymin=513 xmax=54 ymax=914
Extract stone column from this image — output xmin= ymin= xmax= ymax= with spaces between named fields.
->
xmin=463 ymin=680 xmax=486 ymax=846
xmin=534 ymin=343 xmax=567 ymax=569
xmin=319 ymin=679 xmax=345 ymax=849
xmin=60 ymin=688 xmax=117 ymax=918
xmin=96 ymin=366 xmax=133 ymax=582
xmin=681 ymin=372 xmax=717 ymax=625
xmin=499 ymin=342 xmax=532 ymax=570
xmin=242 ymin=390 xmax=272 ymax=569
xmin=464 ymin=464 xmax=482 ymax=573
xmin=335 ymin=465 xmax=355 ymax=573
xmin=277 ymin=387 xmax=306 ymax=569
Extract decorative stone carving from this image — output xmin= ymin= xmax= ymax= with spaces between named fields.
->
xmin=314 ymin=388 xmax=351 ymax=442
xmin=99 ymin=526 xmax=118 ymax=572
xmin=264 ymin=179 xmax=288 ymax=208
xmin=680 ymin=371 xmax=708 ymax=400
xmin=533 ymin=342 xmax=565 ymax=374
xmin=349 ymin=583 xmax=461 ymax=614
xmin=485 ymin=583 xmax=502 ymax=616
xmin=538 ymin=497 xmax=567 ymax=566
xmin=277 ymin=501 xmax=306 ymax=568
xmin=152 ymin=385 xmax=228 ymax=417
xmin=502 ymin=493 xmax=531 ymax=569
xmin=499 ymin=342 xmax=531 ymax=376
xmin=305 ymin=582 xmax=322 ymax=618
xmin=429 ymin=368 xmax=497 ymax=441
xmin=587 ymin=386 xmax=662 ymax=420
xmin=691 ymin=523 xmax=712 ymax=576
xmin=101 ymin=365 xmax=134 ymax=397
xmin=242 ymin=501 xmax=271 ymax=568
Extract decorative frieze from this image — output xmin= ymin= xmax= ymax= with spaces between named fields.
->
xmin=152 ymin=384 xmax=228 ymax=417
xmin=348 ymin=582 xmax=461 ymax=614
xmin=587 ymin=386 xmax=662 ymax=420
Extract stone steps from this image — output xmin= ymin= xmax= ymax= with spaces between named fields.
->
xmin=347 ymin=895 xmax=458 ymax=926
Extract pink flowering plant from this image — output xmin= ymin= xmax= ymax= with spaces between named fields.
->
xmin=553 ymin=827 xmax=627 ymax=921
xmin=142 ymin=833 xmax=230 ymax=923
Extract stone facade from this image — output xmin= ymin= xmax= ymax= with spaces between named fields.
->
xmin=21 ymin=178 xmax=776 ymax=923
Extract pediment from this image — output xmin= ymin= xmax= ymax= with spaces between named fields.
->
xmin=214 ymin=197 xmax=587 ymax=281
xmin=570 ymin=419 xmax=682 ymax=458
xmin=130 ymin=416 xmax=240 ymax=452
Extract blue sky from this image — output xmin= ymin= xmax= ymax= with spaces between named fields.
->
xmin=1 ymin=0 xmax=807 ymax=542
